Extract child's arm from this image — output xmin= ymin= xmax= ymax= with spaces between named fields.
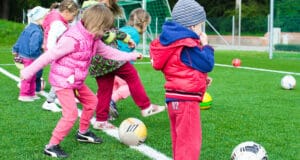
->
xmin=102 ymin=30 xmax=135 ymax=48
xmin=29 ymin=31 xmax=43 ymax=56
xmin=96 ymin=40 xmax=141 ymax=61
xmin=21 ymin=37 xmax=76 ymax=80
xmin=47 ymin=21 xmax=68 ymax=50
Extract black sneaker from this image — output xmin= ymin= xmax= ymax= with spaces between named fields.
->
xmin=44 ymin=145 xmax=68 ymax=158
xmin=76 ymin=130 xmax=103 ymax=143
xmin=109 ymin=100 xmax=119 ymax=119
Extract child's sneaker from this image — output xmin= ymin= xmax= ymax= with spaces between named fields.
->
xmin=109 ymin=100 xmax=119 ymax=119
xmin=93 ymin=121 xmax=116 ymax=130
xmin=141 ymin=104 xmax=166 ymax=117
xmin=44 ymin=145 xmax=68 ymax=158
xmin=32 ymin=95 xmax=40 ymax=100
xmin=76 ymin=130 xmax=103 ymax=143
xmin=18 ymin=96 xmax=34 ymax=102
xmin=42 ymin=101 xmax=62 ymax=112
xmin=36 ymin=91 xmax=48 ymax=97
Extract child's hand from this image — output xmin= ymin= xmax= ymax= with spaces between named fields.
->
xmin=133 ymin=52 xmax=143 ymax=60
xmin=128 ymin=39 xmax=136 ymax=48
xmin=206 ymin=76 xmax=213 ymax=87
xmin=199 ymin=32 xmax=208 ymax=46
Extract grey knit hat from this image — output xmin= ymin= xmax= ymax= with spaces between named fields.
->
xmin=171 ymin=0 xmax=206 ymax=28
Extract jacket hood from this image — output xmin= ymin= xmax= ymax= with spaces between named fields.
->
xmin=159 ymin=21 xmax=199 ymax=46
xmin=150 ymin=21 xmax=201 ymax=70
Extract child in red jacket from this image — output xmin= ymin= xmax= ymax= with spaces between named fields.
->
xmin=149 ymin=0 xmax=215 ymax=159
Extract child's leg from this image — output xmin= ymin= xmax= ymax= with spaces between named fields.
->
xmin=35 ymin=69 xmax=43 ymax=92
xmin=75 ymin=84 xmax=98 ymax=132
xmin=95 ymin=73 xmax=115 ymax=121
xmin=47 ymin=87 xmax=57 ymax=102
xmin=167 ymin=101 xmax=202 ymax=160
xmin=49 ymin=89 xmax=78 ymax=145
xmin=116 ymin=62 xmax=150 ymax=110
xmin=20 ymin=58 xmax=35 ymax=97
xmin=111 ymin=76 xmax=130 ymax=102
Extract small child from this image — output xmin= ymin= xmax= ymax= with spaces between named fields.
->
xmin=20 ymin=4 xmax=141 ymax=158
xmin=149 ymin=0 xmax=215 ymax=159
xmin=90 ymin=8 xmax=165 ymax=130
xmin=12 ymin=6 xmax=49 ymax=102
xmin=41 ymin=0 xmax=79 ymax=112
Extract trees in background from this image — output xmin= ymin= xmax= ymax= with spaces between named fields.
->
xmin=0 ymin=0 xmax=299 ymax=32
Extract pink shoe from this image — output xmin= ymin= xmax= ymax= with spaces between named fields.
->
xmin=93 ymin=121 xmax=116 ymax=130
xmin=141 ymin=104 xmax=165 ymax=117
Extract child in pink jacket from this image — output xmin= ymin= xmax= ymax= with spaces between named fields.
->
xmin=21 ymin=4 xmax=141 ymax=158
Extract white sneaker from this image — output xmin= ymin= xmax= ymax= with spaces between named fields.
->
xmin=32 ymin=95 xmax=41 ymax=100
xmin=42 ymin=101 xmax=62 ymax=112
xmin=18 ymin=96 xmax=34 ymax=102
xmin=54 ymin=98 xmax=61 ymax=105
xmin=93 ymin=121 xmax=115 ymax=130
xmin=141 ymin=104 xmax=166 ymax=117
xmin=36 ymin=91 xmax=48 ymax=97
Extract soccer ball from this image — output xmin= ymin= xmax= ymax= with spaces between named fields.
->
xmin=281 ymin=75 xmax=296 ymax=90
xmin=118 ymin=117 xmax=147 ymax=146
xmin=231 ymin=141 xmax=268 ymax=160
xmin=200 ymin=92 xmax=213 ymax=110
xmin=232 ymin=58 xmax=241 ymax=67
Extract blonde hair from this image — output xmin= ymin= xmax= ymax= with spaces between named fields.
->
xmin=81 ymin=4 xmax=114 ymax=37
xmin=50 ymin=0 xmax=79 ymax=14
xmin=127 ymin=8 xmax=151 ymax=33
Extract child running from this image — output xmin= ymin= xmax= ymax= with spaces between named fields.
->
xmin=90 ymin=8 xmax=165 ymax=130
xmin=149 ymin=0 xmax=215 ymax=159
xmin=20 ymin=4 xmax=142 ymax=158
xmin=41 ymin=0 xmax=79 ymax=112
xmin=12 ymin=6 xmax=49 ymax=102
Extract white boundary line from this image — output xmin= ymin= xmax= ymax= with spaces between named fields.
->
xmin=215 ymin=64 xmax=300 ymax=76
xmin=0 ymin=66 xmax=172 ymax=160
xmin=134 ymin=62 xmax=300 ymax=76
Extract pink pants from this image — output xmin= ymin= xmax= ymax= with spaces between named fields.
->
xmin=49 ymin=84 xmax=97 ymax=145
xmin=112 ymin=76 xmax=130 ymax=102
xmin=167 ymin=101 xmax=202 ymax=160
xmin=95 ymin=62 xmax=150 ymax=121
xmin=20 ymin=58 xmax=36 ymax=97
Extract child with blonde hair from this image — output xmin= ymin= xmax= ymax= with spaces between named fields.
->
xmin=41 ymin=0 xmax=79 ymax=112
xmin=90 ymin=8 xmax=165 ymax=130
xmin=12 ymin=6 xmax=49 ymax=102
xmin=20 ymin=4 xmax=141 ymax=158
xmin=150 ymin=0 xmax=215 ymax=159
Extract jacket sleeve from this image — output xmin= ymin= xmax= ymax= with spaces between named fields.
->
xmin=96 ymin=40 xmax=138 ymax=61
xmin=180 ymin=45 xmax=215 ymax=73
xmin=21 ymin=37 xmax=76 ymax=80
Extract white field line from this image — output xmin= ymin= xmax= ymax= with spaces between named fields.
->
xmin=134 ymin=62 xmax=300 ymax=76
xmin=0 ymin=66 xmax=172 ymax=160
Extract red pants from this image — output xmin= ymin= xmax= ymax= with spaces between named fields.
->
xmin=167 ymin=101 xmax=202 ymax=160
xmin=95 ymin=62 xmax=150 ymax=121
xmin=49 ymin=84 xmax=97 ymax=145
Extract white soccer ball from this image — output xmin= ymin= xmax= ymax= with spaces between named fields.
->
xmin=118 ymin=117 xmax=147 ymax=146
xmin=281 ymin=75 xmax=296 ymax=90
xmin=231 ymin=141 xmax=268 ymax=160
